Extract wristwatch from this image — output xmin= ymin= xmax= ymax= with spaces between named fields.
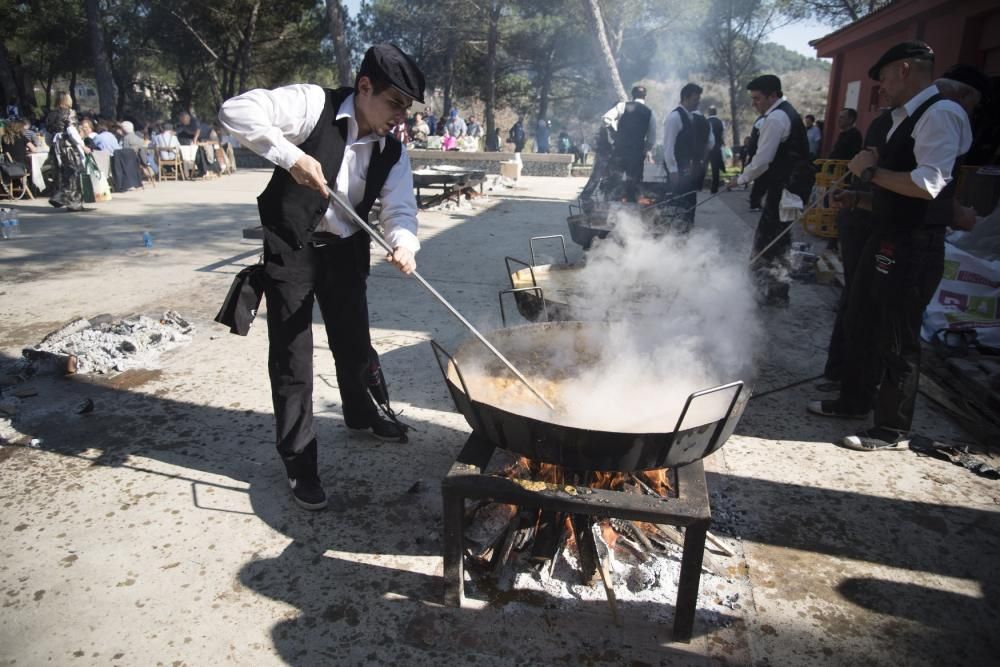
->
xmin=859 ymin=165 xmax=877 ymax=183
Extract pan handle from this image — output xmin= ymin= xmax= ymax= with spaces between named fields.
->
xmin=529 ymin=235 xmax=569 ymax=266
xmin=498 ymin=287 xmax=548 ymax=327
xmin=430 ymin=339 xmax=474 ymax=403
xmin=671 ymin=381 xmax=744 ymax=436
xmin=504 ymin=256 xmax=537 ymax=289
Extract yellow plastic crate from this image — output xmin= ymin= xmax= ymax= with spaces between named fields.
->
xmin=802 ymin=207 xmax=839 ymax=238
xmin=813 ymin=159 xmax=849 ymax=188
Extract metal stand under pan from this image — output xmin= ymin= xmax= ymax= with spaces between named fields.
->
xmin=441 ymin=433 xmax=712 ymax=642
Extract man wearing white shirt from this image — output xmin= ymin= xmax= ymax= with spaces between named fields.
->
xmin=806 ymin=41 xmax=972 ymax=451
xmin=602 ymin=85 xmax=656 ymax=202
xmin=662 ymin=83 xmax=713 ymax=229
xmin=219 ymin=44 xmax=424 ymax=510
xmin=728 ymin=74 xmax=813 ymax=306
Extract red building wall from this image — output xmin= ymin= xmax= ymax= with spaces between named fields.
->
xmin=812 ymin=0 xmax=1000 ymax=155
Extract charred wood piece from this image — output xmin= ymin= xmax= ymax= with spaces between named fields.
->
xmin=591 ymin=522 xmax=621 ymax=625
xmin=570 ymin=515 xmax=598 ymax=585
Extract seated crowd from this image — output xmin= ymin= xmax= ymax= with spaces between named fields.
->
xmin=0 ymin=93 xmax=238 ymax=208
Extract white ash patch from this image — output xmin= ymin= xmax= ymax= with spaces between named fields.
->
xmin=464 ymin=533 xmax=747 ymax=627
xmin=21 ymin=311 xmax=193 ymax=375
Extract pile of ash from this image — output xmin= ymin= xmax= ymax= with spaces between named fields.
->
xmin=19 ymin=311 xmax=194 ymax=375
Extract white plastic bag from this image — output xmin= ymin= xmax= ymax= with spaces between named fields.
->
xmin=922 ymin=241 xmax=1000 ymax=347
xmin=779 ymin=189 xmax=803 ymax=222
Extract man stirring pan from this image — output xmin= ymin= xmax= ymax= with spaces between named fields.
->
xmin=219 ymin=44 xmax=424 ymax=510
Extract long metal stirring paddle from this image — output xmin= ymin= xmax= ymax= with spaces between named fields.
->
xmin=324 ymin=186 xmax=556 ymax=412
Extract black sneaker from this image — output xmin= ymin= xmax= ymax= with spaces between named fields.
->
xmin=807 ymin=399 xmax=869 ymax=419
xmin=288 ymin=475 xmax=327 ymax=510
xmin=839 ymin=427 xmax=908 ymax=452
xmin=349 ymin=416 xmax=408 ymax=442
xmin=814 ymin=381 xmax=842 ymax=393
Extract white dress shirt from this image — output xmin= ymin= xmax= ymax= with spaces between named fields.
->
xmin=737 ymin=98 xmax=791 ymax=186
xmin=219 ymin=83 xmax=419 ymax=253
xmin=602 ymin=99 xmax=656 ymax=152
xmin=661 ymin=106 xmax=714 ymax=175
xmin=153 ymin=131 xmax=181 ymax=160
xmin=886 ymin=84 xmax=972 ymax=199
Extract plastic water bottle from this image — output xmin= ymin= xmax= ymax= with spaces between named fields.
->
xmin=7 ymin=212 xmax=19 ymax=238
xmin=142 ymin=232 xmax=153 ymax=248
xmin=0 ymin=209 xmax=10 ymax=240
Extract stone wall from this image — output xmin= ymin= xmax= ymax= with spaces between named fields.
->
xmin=234 ymin=147 xmax=575 ymax=177
xmin=410 ymin=150 xmax=573 ymax=177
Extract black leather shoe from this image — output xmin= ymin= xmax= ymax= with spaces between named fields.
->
xmin=349 ymin=416 xmax=408 ymax=442
xmin=288 ymin=475 xmax=327 ymax=510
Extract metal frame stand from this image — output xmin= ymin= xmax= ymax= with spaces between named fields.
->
xmin=441 ymin=433 xmax=711 ymax=642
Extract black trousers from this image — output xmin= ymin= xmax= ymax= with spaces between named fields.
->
xmin=612 ymin=152 xmax=644 ymax=202
xmin=823 ymin=206 xmax=873 ymax=381
xmin=263 ymin=232 xmax=378 ymax=477
xmin=750 ymin=183 xmax=791 ymax=297
xmin=838 ymin=225 xmax=946 ymax=430
xmin=666 ymin=164 xmax=698 ymax=230
xmin=708 ymin=148 xmax=725 ymax=193
xmin=749 ymin=177 xmax=767 ymax=209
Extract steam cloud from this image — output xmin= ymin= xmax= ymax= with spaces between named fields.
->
xmin=455 ymin=207 xmax=763 ymax=432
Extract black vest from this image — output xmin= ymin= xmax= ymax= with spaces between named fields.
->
xmin=872 ymin=93 xmax=946 ymax=230
xmin=614 ymin=100 xmax=651 ymax=157
xmin=673 ymin=107 xmax=698 ymax=171
xmin=768 ymin=100 xmax=810 ymax=184
xmin=256 ymin=87 xmax=403 ymax=253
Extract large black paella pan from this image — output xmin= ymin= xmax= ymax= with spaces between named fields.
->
xmin=432 ymin=321 xmax=748 ymax=471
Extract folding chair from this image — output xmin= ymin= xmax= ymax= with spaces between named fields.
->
xmin=0 ymin=152 xmax=34 ymax=200
xmin=156 ymin=147 xmax=185 ymax=182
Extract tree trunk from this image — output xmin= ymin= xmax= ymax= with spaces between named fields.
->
xmin=537 ymin=47 xmax=554 ymax=121
xmin=442 ymin=35 xmax=457 ymax=118
xmin=84 ymin=0 xmax=116 ymax=117
xmin=326 ymin=0 xmax=353 ymax=87
xmin=237 ymin=1 xmax=260 ymax=94
xmin=727 ymin=70 xmax=741 ymax=148
xmin=45 ymin=63 xmax=55 ymax=111
xmin=484 ymin=2 xmax=500 ymax=147
xmin=69 ymin=68 xmax=78 ymax=110
xmin=0 ymin=40 xmax=19 ymax=110
xmin=581 ymin=0 xmax=627 ymax=102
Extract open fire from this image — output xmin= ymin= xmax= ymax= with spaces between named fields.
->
xmin=461 ymin=456 xmax=708 ymax=624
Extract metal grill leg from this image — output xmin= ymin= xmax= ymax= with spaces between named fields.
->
xmin=673 ymin=520 xmax=708 ymax=642
xmin=442 ymin=489 xmax=466 ymax=607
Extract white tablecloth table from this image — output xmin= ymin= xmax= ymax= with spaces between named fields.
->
xmin=29 ymin=152 xmax=48 ymax=191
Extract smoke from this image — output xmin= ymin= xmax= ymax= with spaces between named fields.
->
xmin=453 ymin=207 xmax=762 ymax=433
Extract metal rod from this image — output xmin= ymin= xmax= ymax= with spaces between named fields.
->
xmin=748 ymin=172 xmax=849 ymax=266
xmin=324 ymin=186 xmax=556 ymax=412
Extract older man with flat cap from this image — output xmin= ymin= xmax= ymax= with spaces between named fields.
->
xmin=807 ymin=41 xmax=972 ymax=452
xmin=220 ymin=43 xmax=425 ymax=510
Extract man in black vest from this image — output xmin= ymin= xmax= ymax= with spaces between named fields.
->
xmin=663 ymin=83 xmax=714 ymax=229
xmin=219 ymin=44 xmax=425 ymax=510
xmin=602 ymin=85 xmax=656 ymax=202
xmin=706 ymin=106 xmax=725 ymax=193
xmin=728 ymin=74 xmax=813 ymax=306
xmin=806 ymin=42 xmax=971 ymax=450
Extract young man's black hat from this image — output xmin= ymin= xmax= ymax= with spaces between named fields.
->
xmin=357 ymin=43 xmax=426 ymax=103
